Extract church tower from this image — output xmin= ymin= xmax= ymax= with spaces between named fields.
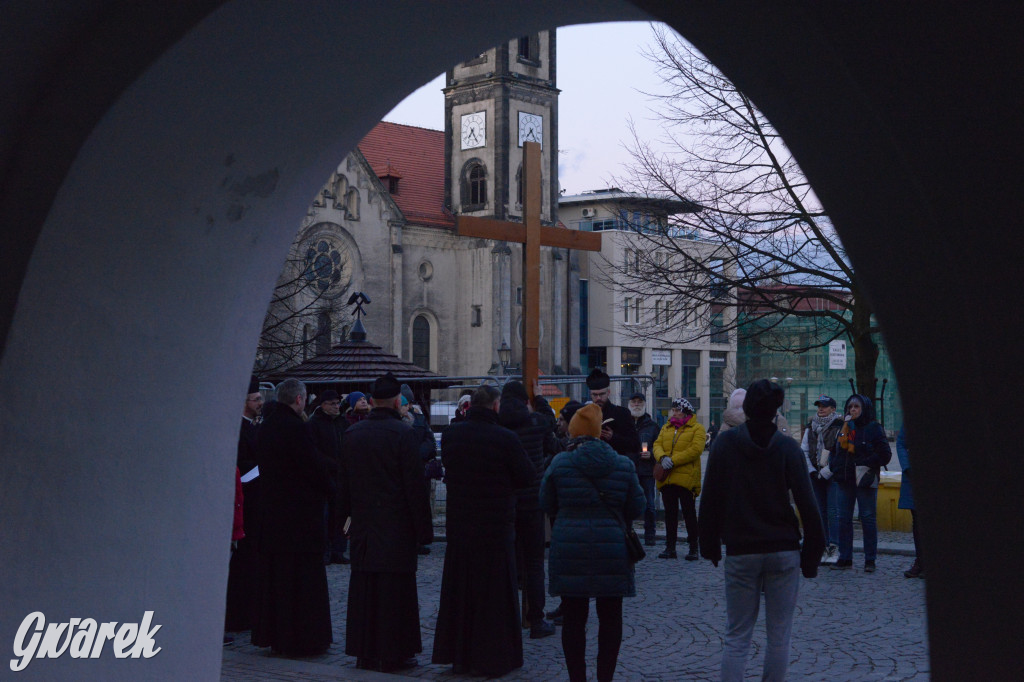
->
xmin=442 ymin=31 xmax=577 ymax=377
xmin=443 ymin=32 xmax=559 ymax=224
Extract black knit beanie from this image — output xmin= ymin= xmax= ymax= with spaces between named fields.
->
xmin=743 ymin=379 xmax=785 ymax=422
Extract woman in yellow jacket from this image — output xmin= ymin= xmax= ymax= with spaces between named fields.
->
xmin=654 ymin=398 xmax=706 ymax=560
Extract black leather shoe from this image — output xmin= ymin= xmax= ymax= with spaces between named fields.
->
xmin=545 ymin=604 xmax=562 ymax=619
xmin=684 ymin=550 xmax=700 ymax=561
xmin=530 ymin=620 xmax=556 ymax=639
xmin=417 ymin=545 xmax=431 ymax=555
xmin=658 ymin=549 xmax=677 ymax=559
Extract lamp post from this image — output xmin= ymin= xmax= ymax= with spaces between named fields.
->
xmin=497 ymin=340 xmax=511 ymax=385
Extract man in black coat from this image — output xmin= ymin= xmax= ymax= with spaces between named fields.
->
xmin=225 ymin=378 xmax=263 ymax=633
xmin=586 ymin=368 xmax=641 ymax=460
xmin=339 ymin=373 xmax=433 ymax=673
xmin=251 ymin=378 xmax=334 ymax=657
xmin=308 ymin=389 xmax=349 ymax=564
xmin=432 ymin=384 xmax=536 ymax=677
xmin=498 ymin=380 xmax=559 ymax=638
xmin=628 ymin=392 xmax=662 ymax=545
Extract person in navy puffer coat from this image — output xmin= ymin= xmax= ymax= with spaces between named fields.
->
xmin=540 ymin=403 xmax=645 ymax=682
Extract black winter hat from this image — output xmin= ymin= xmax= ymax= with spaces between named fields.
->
xmin=560 ymin=400 xmax=584 ymax=421
xmin=320 ymin=389 xmax=340 ymax=402
xmin=247 ymin=377 xmax=261 ymax=395
xmin=585 ymin=368 xmax=610 ymax=390
xmin=743 ymin=379 xmax=785 ymax=421
xmin=500 ymin=380 xmax=529 ymax=402
xmin=371 ymin=373 xmax=402 ymax=400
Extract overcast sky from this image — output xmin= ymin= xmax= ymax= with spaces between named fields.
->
xmin=382 ymin=21 xmax=670 ymax=196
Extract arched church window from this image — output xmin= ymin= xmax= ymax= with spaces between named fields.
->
xmin=460 ymin=159 xmax=487 ymax=211
xmin=316 ymin=312 xmax=331 ymax=355
xmin=516 ymin=164 xmax=523 ymax=207
xmin=412 ymin=315 xmax=430 ymax=370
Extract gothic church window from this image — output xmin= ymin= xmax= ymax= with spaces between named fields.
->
xmin=460 ymin=159 xmax=487 ymax=210
xmin=412 ymin=315 xmax=431 ymax=370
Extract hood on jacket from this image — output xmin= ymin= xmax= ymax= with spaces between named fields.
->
xmin=564 ymin=436 xmax=618 ymax=478
xmin=843 ymin=393 xmax=876 ymax=427
xmin=722 ymin=388 xmax=746 ymax=428
xmin=498 ymin=395 xmax=531 ymax=430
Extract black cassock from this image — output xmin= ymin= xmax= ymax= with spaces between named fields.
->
xmin=250 ymin=405 xmax=334 ymax=656
xmin=340 ymin=408 xmax=433 ymax=666
xmin=431 ymin=408 xmax=535 ymax=676
xmin=225 ymin=417 xmax=260 ymax=632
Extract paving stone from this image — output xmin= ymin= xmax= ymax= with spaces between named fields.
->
xmin=223 ymin=528 xmax=927 ymax=681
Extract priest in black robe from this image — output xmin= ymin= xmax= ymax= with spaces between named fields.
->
xmin=225 ymin=377 xmax=263 ymax=632
xmin=340 ymin=373 xmax=433 ymax=673
xmin=431 ymin=384 xmax=535 ymax=677
xmin=251 ymin=378 xmax=334 ymax=656
xmin=586 ymin=368 xmax=641 ymax=459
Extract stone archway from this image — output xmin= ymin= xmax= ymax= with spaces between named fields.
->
xmin=2 ymin=1 xmax=1022 ymax=680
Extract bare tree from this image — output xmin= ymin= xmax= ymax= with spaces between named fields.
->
xmin=253 ymin=244 xmax=347 ymax=377
xmin=607 ymin=26 xmax=881 ymax=398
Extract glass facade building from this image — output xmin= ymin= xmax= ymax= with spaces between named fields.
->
xmin=735 ymin=312 xmax=904 ymax=438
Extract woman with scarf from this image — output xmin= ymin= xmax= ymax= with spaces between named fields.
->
xmin=829 ymin=394 xmax=892 ymax=572
xmin=654 ymin=398 xmax=707 ymax=560
xmin=800 ymin=395 xmax=844 ymax=565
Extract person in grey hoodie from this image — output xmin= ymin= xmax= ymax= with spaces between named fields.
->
xmin=699 ymin=379 xmax=825 ymax=682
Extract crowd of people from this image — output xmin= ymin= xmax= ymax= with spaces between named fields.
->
xmin=223 ymin=368 xmax=913 ymax=681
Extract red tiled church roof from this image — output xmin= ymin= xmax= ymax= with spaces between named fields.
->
xmin=358 ymin=121 xmax=453 ymax=228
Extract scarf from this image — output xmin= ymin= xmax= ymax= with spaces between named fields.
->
xmin=669 ymin=413 xmax=692 ymax=429
xmin=811 ymin=412 xmax=840 ymax=434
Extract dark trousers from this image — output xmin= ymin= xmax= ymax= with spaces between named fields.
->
xmin=911 ymin=509 xmax=923 ymax=566
xmin=515 ymin=509 xmax=546 ymax=624
xmin=561 ymin=596 xmax=623 ymax=682
xmin=661 ymin=484 xmax=698 ymax=552
xmin=639 ymin=475 xmax=657 ymax=540
xmin=324 ymin=500 xmax=348 ymax=562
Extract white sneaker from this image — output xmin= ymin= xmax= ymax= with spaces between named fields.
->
xmin=823 ymin=545 xmax=839 ymax=565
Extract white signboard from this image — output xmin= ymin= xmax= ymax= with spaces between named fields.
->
xmin=651 ymin=349 xmax=672 ymax=366
xmin=829 ymin=340 xmax=847 ymax=370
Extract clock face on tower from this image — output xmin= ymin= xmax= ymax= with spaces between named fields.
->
xmin=518 ymin=111 xmax=543 ymax=147
xmin=460 ymin=111 xmax=486 ymax=150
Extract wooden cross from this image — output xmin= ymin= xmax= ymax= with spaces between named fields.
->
xmin=456 ymin=142 xmax=602 ymax=399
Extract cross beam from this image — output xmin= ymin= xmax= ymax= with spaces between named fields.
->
xmin=456 ymin=142 xmax=602 ymax=399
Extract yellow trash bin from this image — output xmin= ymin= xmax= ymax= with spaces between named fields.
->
xmin=877 ymin=472 xmax=913 ymax=532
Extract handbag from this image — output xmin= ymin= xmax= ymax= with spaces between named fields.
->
xmin=856 ymin=465 xmax=878 ymax=489
xmin=652 ymin=427 xmax=683 ymax=483
xmin=653 ymin=459 xmax=669 ymax=483
xmin=585 ymin=477 xmax=645 ymax=563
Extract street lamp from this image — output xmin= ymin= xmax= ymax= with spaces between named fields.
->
xmin=497 ymin=340 xmax=511 ymax=377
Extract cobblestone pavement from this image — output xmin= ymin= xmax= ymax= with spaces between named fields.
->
xmin=222 ymin=527 xmax=928 ymax=681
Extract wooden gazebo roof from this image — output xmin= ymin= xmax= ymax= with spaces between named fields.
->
xmin=264 ymin=338 xmax=455 ymax=392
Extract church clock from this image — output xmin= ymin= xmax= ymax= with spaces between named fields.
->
xmin=444 ymin=31 xmax=558 ymax=222
xmin=517 ymin=112 xmax=543 ymax=147
xmin=461 ymin=111 xmax=486 ymax=149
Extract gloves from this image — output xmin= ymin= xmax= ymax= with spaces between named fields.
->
xmin=659 ymin=456 xmax=674 ymax=471
xmin=819 ymin=465 xmax=833 ymax=480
